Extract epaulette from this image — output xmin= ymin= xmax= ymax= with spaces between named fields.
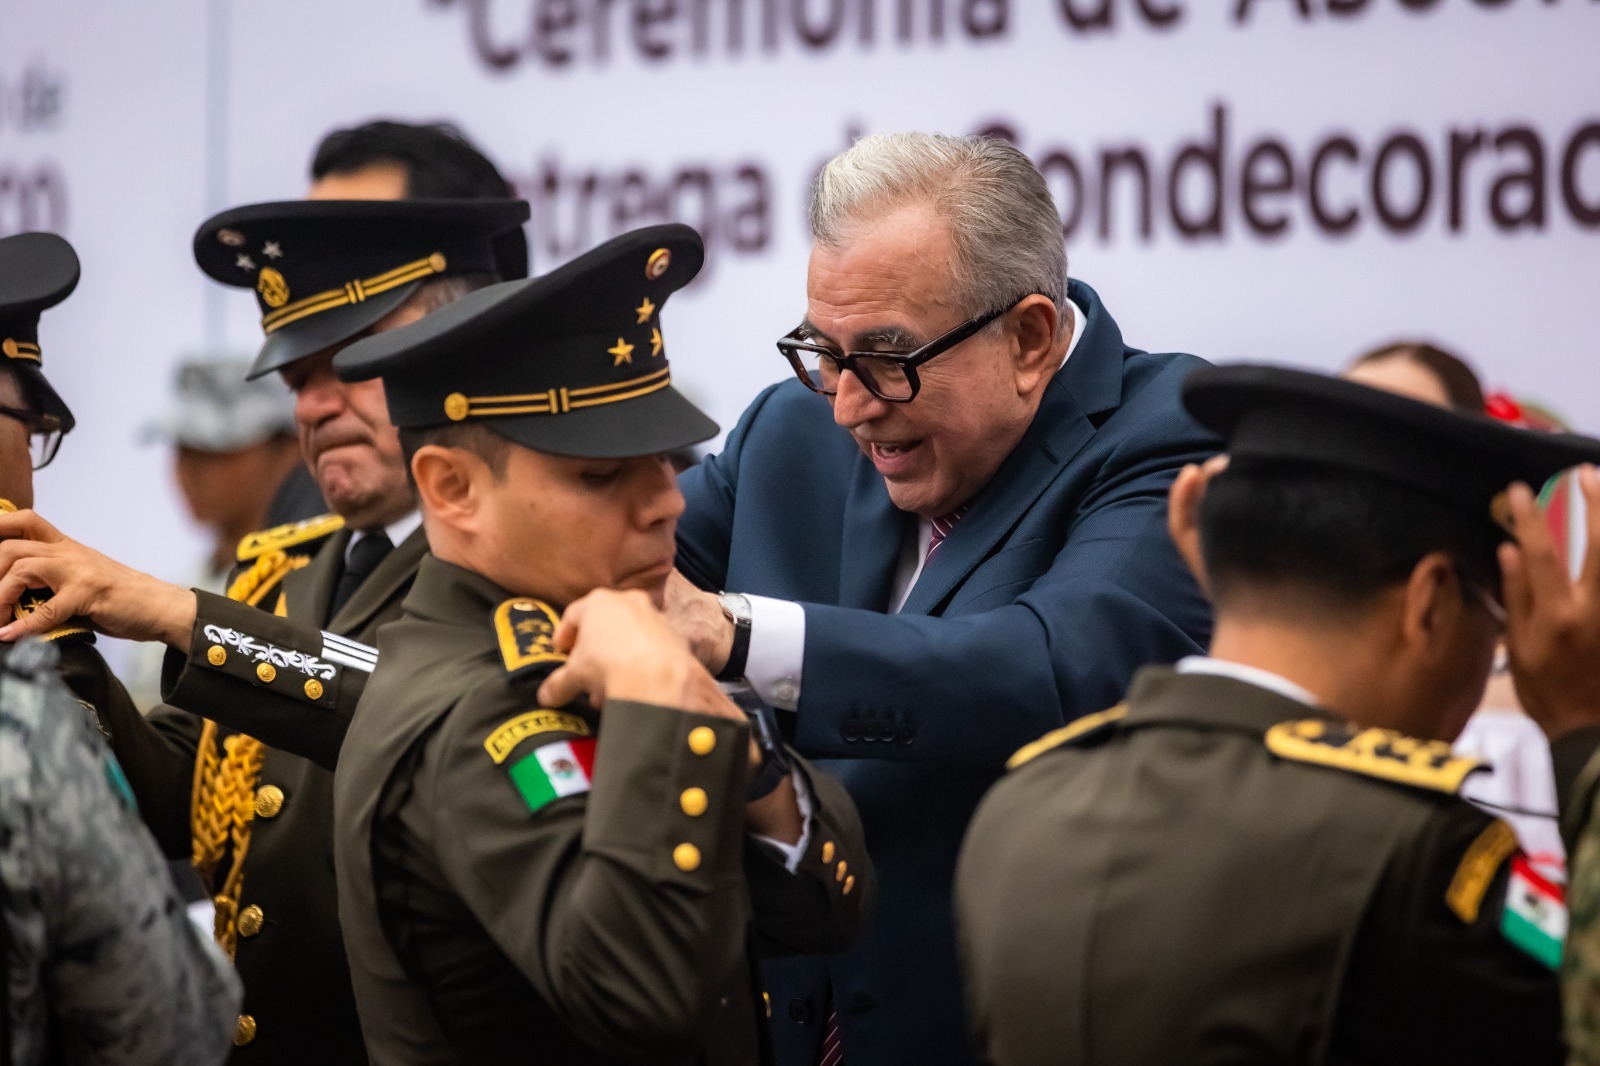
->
xmin=493 ymin=597 xmax=566 ymax=684
xmin=236 ymin=512 xmax=345 ymax=562
xmin=1265 ymin=718 xmax=1485 ymax=794
xmin=14 ymin=588 xmax=93 ymax=645
xmin=1006 ymin=704 xmax=1129 ymax=771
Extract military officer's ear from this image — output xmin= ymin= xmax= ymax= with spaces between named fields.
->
xmin=1167 ymin=455 xmax=1228 ymax=596
xmin=410 ymin=444 xmax=483 ymax=527
xmin=1398 ymin=551 xmax=1465 ymax=655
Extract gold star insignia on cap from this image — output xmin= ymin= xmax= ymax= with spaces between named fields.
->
xmin=651 ymin=328 xmax=663 ymax=357
xmin=262 ymin=241 xmax=283 ymax=259
xmin=635 ymin=297 xmax=656 ymax=324
xmin=608 ymin=338 xmax=635 ymax=365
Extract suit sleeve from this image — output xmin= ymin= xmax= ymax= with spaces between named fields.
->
xmin=426 ymin=689 xmax=757 ymax=1061
xmin=160 ymin=588 xmax=370 ymax=771
xmin=744 ymin=754 xmax=874 ymax=957
xmin=793 ymin=373 xmax=1214 ymax=767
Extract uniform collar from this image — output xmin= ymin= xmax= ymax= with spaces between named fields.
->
xmin=1121 ymin=664 xmax=1341 ymax=738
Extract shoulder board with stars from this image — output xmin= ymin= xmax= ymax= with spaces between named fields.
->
xmin=236 ymin=513 xmax=346 ymax=562
xmin=14 ymin=588 xmax=94 ymax=645
xmin=1006 ymin=704 xmax=1129 ymax=771
xmin=493 ymin=597 xmax=566 ymax=684
xmin=1264 ymin=718 xmax=1485 ymax=794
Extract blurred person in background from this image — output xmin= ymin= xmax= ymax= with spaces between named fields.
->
xmin=1343 ymin=342 xmax=1566 ymax=865
xmin=3 ymin=640 xmax=241 ymax=1066
xmin=266 ymin=119 xmax=528 ymax=526
xmin=124 ymin=359 xmax=300 ymax=708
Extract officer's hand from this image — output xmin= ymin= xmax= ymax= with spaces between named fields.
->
xmin=539 ymin=588 xmax=743 ymax=725
xmin=662 ymin=569 xmax=735 ymax=674
xmin=1501 ymin=465 xmax=1600 ymax=739
xmin=0 ymin=509 xmax=197 ymax=648
xmin=1166 ymin=455 xmax=1229 ymax=595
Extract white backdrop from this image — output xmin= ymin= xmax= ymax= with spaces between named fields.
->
xmin=2 ymin=0 xmax=1598 ymax=669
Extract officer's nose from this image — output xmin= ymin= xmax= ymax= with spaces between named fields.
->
xmin=290 ymin=360 xmax=349 ymax=430
xmin=642 ymin=456 xmax=685 ymax=528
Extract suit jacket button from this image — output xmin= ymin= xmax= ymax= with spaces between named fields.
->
xmin=788 ymin=997 xmax=813 ymax=1024
xmin=897 ymin=722 xmax=916 ymax=745
xmin=842 ymin=720 xmax=861 ymax=742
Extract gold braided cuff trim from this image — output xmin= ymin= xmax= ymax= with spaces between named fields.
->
xmin=262 ymin=253 xmax=447 ymax=334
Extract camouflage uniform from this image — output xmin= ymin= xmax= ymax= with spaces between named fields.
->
xmin=1 ymin=640 xmax=240 ymax=1066
xmin=1555 ymin=730 xmax=1600 ymax=1063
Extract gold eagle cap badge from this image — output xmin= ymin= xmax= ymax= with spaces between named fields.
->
xmin=494 ymin=597 xmax=567 ymax=683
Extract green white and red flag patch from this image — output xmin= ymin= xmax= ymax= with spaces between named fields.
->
xmin=508 ymin=737 xmax=596 ymax=813
xmin=1502 ymin=855 xmax=1565 ymax=969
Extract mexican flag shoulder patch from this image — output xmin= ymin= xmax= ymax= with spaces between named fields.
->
xmin=1502 ymin=855 xmax=1566 ymax=970
xmin=507 ymin=737 xmax=597 ymax=814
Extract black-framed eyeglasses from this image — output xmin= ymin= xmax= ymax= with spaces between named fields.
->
xmin=1455 ymin=566 xmax=1507 ymax=631
xmin=0 ymin=404 xmax=65 ymax=470
xmin=776 ymin=295 xmax=1034 ymax=403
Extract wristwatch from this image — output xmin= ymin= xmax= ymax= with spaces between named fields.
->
xmin=715 ymin=591 xmax=752 ymax=683
xmin=745 ymin=703 xmax=794 ymax=802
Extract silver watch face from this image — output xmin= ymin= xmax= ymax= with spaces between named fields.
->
xmin=717 ymin=591 xmax=752 ymax=624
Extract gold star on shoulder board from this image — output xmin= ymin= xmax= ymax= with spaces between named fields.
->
xmin=635 ymin=297 xmax=656 ymax=324
xmin=608 ymin=338 xmax=635 ymax=365
xmin=651 ymin=328 xmax=663 ymax=357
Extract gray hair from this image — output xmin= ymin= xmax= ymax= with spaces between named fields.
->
xmin=808 ymin=133 xmax=1067 ymax=324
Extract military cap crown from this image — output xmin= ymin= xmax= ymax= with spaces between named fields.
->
xmin=1182 ymin=364 xmax=1600 ymax=530
xmin=0 ymin=231 xmax=81 ymax=433
xmin=194 ymin=198 xmax=530 ymax=380
xmin=334 ymin=223 xmax=717 ymax=459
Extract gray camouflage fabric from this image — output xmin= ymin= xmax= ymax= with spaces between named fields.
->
xmin=1 ymin=641 xmax=240 ymax=1066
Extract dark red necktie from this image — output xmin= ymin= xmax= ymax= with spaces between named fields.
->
xmin=818 ymin=1006 xmax=843 ymax=1066
xmin=925 ymin=505 xmax=970 ymax=562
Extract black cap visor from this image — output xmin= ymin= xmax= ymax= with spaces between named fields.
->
xmin=247 ymin=281 xmax=420 ymax=380
xmin=483 ymin=385 xmax=717 ymax=459
xmin=14 ymin=362 xmax=74 ymax=435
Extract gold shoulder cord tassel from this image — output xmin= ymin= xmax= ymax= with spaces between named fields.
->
xmin=189 ymin=550 xmax=307 ymax=957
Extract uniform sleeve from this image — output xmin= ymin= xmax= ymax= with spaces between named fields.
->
xmin=1332 ymin=804 xmax=1564 ymax=1065
xmin=424 ymin=688 xmax=756 ymax=1061
xmin=1564 ymin=802 xmax=1600 ymax=1064
xmin=49 ymin=638 xmax=200 ymax=857
xmin=744 ymin=754 xmax=873 ymax=957
xmin=30 ymin=686 xmax=242 ymax=1065
xmin=160 ymin=588 xmax=373 ymax=770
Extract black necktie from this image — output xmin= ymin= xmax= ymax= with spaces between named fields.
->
xmin=330 ymin=532 xmax=393 ymax=619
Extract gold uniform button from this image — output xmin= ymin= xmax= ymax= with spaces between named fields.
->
xmin=763 ymin=991 xmax=772 ymax=1018
xmin=304 ymin=678 xmax=324 ymax=700
xmin=234 ymin=1015 xmax=257 ymax=1046
xmin=673 ymin=843 xmax=702 ymax=871
xmin=680 ymin=787 xmax=708 ymax=817
xmin=835 ymin=860 xmax=848 ymax=882
xmin=821 ymin=841 xmax=835 ymax=864
xmin=687 ymin=726 xmax=716 ymax=756
xmin=843 ymin=875 xmax=856 ymax=895
xmin=443 ymin=391 xmax=470 ymax=421
xmin=206 ymin=645 xmax=227 ymax=667
xmin=254 ymin=785 xmax=285 ymax=819
xmin=256 ymin=662 xmax=277 ymax=684
xmin=238 ymin=904 xmax=264 ymax=937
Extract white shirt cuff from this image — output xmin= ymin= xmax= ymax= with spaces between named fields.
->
xmin=742 ymin=594 xmax=805 ymax=711
xmin=751 ymin=769 xmax=814 ymax=873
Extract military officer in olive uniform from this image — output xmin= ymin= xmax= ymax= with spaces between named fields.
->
xmin=956 ymin=365 xmax=1600 ymax=1065
xmin=0 ymin=200 xmax=529 ymax=1063
xmin=328 ymin=224 xmax=872 ymax=1064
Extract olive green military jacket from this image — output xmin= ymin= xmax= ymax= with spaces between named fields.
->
xmin=334 ymin=555 xmax=873 ymax=1066
xmin=956 ymin=666 xmax=1562 ymax=1066
xmin=88 ymin=517 xmax=428 ymax=1065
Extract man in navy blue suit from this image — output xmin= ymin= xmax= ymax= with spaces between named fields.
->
xmin=670 ymin=132 xmax=1217 ymax=1066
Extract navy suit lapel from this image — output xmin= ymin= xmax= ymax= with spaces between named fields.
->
xmin=897 ymin=279 xmax=1129 ymax=617
xmin=838 ymin=455 xmax=913 ymax=612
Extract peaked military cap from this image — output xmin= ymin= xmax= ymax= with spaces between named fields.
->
xmin=194 ymin=198 xmax=531 ymax=380
xmin=1183 ymin=364 xmax=1600 ymax=533
xmin=0 ymin=232 xmax=80 ymax=434
xmin=334 ymin=223 xmax=718 ymax=459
